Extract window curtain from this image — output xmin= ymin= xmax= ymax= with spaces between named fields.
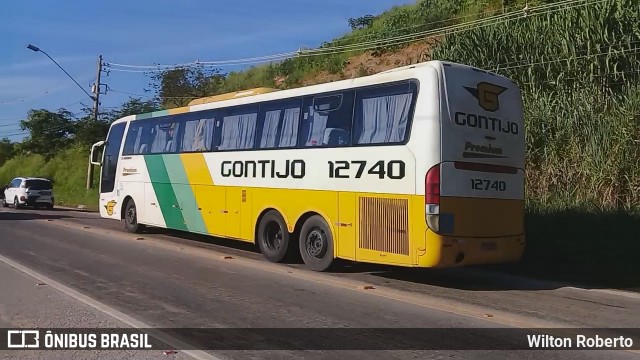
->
xmin=279 ymin=107 xmax=300 ymax=147
xmin=357 ymin=93 xmax=412 ymax=144
xmin=303 ymin=106 xmax=328 ymax=146
xmin=219 ymin=113 xmax=257 ymax=150
xmin=260 ymin=110 xmax=281 ymax=148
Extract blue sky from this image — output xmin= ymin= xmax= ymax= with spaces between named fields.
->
xmin=0 ymin=0 xmax=414 ymax=142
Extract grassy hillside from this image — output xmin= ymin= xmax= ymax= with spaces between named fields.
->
xmin=196 ymin=0 xmax=548 ymax=96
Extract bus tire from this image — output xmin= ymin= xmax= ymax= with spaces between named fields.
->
xmin=299 ymin=215 xmax=334 ymax=272
xmin=257 ymin=210 xmax=291 ymax=263
xmin=123 ymin=199 xmax=145 ymax=234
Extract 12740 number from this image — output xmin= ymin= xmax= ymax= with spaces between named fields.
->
xmin=471 ymin=178 xmax=506 ymax=191
xmin=328 ymin=160 xmax=405 ymax=179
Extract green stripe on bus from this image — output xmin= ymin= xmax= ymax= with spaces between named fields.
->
xmin=151 ymin=110 xmax=170 ymax=117
xmin=161 ymin=154 xmax=207 ymax=234
xmin=144 ymin=155 xmax=187 ymax=231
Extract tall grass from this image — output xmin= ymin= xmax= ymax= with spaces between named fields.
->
xmin=429 ymin=0 xmax=640 ymax=285
xmin=432 ymin=0 xmax=640 ymax=212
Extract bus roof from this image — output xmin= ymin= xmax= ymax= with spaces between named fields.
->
xmin=187 ymin=87 xmax=281 ymax=106
xmin=110 ymin=60 xmax=507 ymax=125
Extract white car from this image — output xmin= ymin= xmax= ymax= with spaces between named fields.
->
xmin=2 ymin=177 xmax=55 ymax=209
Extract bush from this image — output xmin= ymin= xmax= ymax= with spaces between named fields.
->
xmin=0 ymin=146 xmax=99 ymax=210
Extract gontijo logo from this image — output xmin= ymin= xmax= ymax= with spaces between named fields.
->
xmin=455 ymin=81 xmax=519 ymax=135
xmin=464 ymin=81 xmax=507 ymax=112
xmin=104 ymin=200 xmax=117 ymax=216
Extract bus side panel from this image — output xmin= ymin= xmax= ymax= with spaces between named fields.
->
xmin=337 ymin=192 xmax=356 ymax=261
xmin=110 ymin=151 xmax=160 ymax=227
xmin=205 ymin=145 xmax=417 ymax=264
xmin=410 ymin=66 xmax=443 ymax=266
xmin=179 ymin=153 xmax=226 ymax=236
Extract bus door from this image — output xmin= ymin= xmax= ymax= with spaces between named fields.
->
xmin=98 ymin=122 xmax=127 ymax=219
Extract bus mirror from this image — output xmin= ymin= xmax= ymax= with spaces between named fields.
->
xmin=90 ymin=140 xmax=105 ymax=166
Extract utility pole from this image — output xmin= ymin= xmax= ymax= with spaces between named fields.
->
xmin=86 ymin=55 xmax=103 ymax=190
xmin=93 ymin=55 xmax=102 ymax=123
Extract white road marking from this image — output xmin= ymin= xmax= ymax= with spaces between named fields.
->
xmin=0 ymin=254 xmax=224 ymax=360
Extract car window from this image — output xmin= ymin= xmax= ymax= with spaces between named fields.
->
xmin=24 ymin=180 xmax=52 ymax=190
xmin=9 ymin=179 xmax=20 ymax=188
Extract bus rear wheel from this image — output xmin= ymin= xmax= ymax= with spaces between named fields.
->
xmin=124 ymin=199 xmax=145 ymax=234
xmin=257 ymin=210 xmax=292 ymax=263
xmin=299 ymin=215 xmax=334 ymax=272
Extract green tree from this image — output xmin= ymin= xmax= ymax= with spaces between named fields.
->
xmin=71 ymin=97 xmax=161 ymax=149
xmin=0 ymin=138 xmax=15 ymax=167
xmin=106 ymin=97 xmax=160 ymax=119
xmin=18 ymin=109 xmax=75 ymax=158
xmin=348 ymin=15 xmax=376 ymax=30
xmin=146 ymin=65 xmax=226 ymax=109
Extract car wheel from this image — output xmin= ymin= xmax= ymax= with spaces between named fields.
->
xmin=2 ymin=198 xmax=7 ymax=207
xmin=13 ymin=197 xmax=21 ymax=209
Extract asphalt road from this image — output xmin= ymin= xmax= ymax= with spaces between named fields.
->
xmin=0 ymin=206 xmax=638 ymax=360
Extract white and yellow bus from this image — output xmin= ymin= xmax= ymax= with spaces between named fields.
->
xmin=91 ymin=60 xmax=525 ymax=271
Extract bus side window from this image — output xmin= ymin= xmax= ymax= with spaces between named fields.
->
xmin=123 ymin=124 xmax=140 ymax=155
xmin=257 ymin=99 xmax=302 ymax=149
xmin=300 ymin=91 xmax=354 ymax=148
xmin=181 ymin=116 xmax=215 ymax=152
xmin=218 ymin=106 xmax=258 ymax=151
xmin=148 ymin=121 xmax=180 ymax=154
xmin=354 ymin=82 xmax=415 ymax=145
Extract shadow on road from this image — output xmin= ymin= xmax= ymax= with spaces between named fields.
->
xmin=0 ymin=210 xmax=72 ymax=221
xmin=135 ymin=227 xmax=564 ymax=291
xmin=41 ymin=207 xmax=639 ymax=292
xmin=491 ymin=209 xmax=640 ymax=292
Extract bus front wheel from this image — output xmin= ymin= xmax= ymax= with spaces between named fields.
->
xmin=123 ymin=199 xmax=145 ymax=234
xmin=299 ymin=215 xmax=334 ymax=272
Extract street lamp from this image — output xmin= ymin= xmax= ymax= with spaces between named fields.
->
xmin=27 ymin=44 xmax=96 ymax=102
xmin=27 ymin=43 xmax=102 ymax=192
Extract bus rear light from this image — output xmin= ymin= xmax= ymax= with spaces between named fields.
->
xmin=425 ymin=163 xmax=441 ymax=231
xmin=425 ymin=164 xmax=440 ymax=205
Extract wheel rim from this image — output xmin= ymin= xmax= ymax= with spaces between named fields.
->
xmin=263 ymin=221 xmax=283 ymax=252
xmin=126 ymin=206 xmax=136 ymax=226
xmin=305 ymin=227 xmax=327 ymax=259
xmin=14 ymin=198 xmax=18 ymax=207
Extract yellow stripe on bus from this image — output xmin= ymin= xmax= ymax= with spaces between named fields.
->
xmin=179 ymin=153 xmax=222 ymax=235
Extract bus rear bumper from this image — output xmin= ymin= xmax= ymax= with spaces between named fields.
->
xmin=418 ymin=230 xmax=526 ymax=268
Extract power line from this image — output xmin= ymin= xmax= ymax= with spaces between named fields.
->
xmin=104 ymin=0 xmax=604 ymax=72
xmin=109 ymin=89 xmax=194 ymax=100
xmin=3 ymin=57 xmax=638 ymax=138
xmin=0 ymin=99 xmax=90 ymax=129
xmin=0 ymin=77 xmax=95 ymax=106
xmin=0 ymin=123 xmax=72 ymax=138
xmin=86 ymin=49 xmax=640 ymax=115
